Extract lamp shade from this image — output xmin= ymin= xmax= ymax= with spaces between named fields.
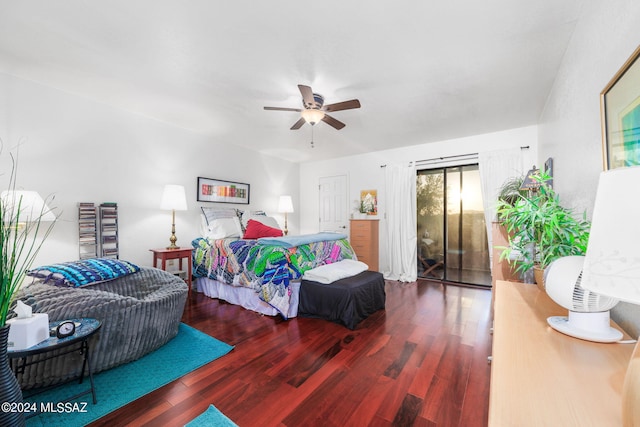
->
xmin=581 ymin=166 xmax=640 ymax=304
xmin=278 ymin=195 xmax=294 ymax=213
xmin=160 ymin=185 xmax=187 ymax=211
xmin=1 ymin=190 xmax=55 ymax=222
xmin=301 ymin=109 xmax=325 ymax=125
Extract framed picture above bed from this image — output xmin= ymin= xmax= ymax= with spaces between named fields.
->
xmin=197 ymin=177 xmax=250 ymax=204
xmin=601 ymin=44 xmax=640 ymax=170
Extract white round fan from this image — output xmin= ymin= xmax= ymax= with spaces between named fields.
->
xmin=545 ymin=256 xmax=622 ymax=342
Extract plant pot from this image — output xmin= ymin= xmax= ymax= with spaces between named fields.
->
xmin=534 ymin=266 xmax=545 ymax=292
xmin=491 ymin=222 xmax=520 ymax=285
xmin=0 ymin=324 xmax=24 ymax=427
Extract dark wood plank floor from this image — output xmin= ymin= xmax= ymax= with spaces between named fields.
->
xmin=88 ymin=279 xmax=493 ymax=427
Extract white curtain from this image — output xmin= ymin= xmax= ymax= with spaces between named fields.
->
xmin=384 ymin=163 xmax=417 ymax=282
xmin=478 ymin=148 xmax=528 ymax=270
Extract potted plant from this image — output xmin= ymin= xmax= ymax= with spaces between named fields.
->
xmin=496 ymin=175 xmax=526 ymax=213
xmin=0 ymin=150 xmax=55 ymax=426
xmin=491 ymin=174 xmax=527 ymax=283
xmin=496 ymin=170 xmax=590 ymax=290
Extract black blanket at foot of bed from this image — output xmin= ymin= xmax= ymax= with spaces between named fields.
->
xmin=298 ymin=270 xmax=386 ymax=329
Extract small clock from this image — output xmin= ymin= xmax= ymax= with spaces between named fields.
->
xmin=56 ymin=320 xmax=76 ymax=339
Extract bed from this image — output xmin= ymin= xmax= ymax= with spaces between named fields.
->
xmin=192 ymin=236 xmax=357 ymax=318
xmin=192 ymin=208 xmax=357 ymax=318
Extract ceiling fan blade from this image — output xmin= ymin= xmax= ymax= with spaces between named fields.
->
xmin=323 ymin=99 xmax=361 ymax=112
xmin=322 ymin=114 xmax=346 ymax=130
xmin=264 ymin=106 xmax=302 ymax=112
xmin=298 ymin=85 xmax=315 ymax=108
xmin=290 ymin=117 xmax=306 ymax=130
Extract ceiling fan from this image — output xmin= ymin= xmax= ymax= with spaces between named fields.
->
xmin=264 ymin=84 xmax=361 ymax=130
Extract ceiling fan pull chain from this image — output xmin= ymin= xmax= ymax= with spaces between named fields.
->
xmin=310 ymin=125 xmax=315 ymax=148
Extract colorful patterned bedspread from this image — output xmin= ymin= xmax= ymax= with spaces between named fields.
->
xmin=191 ymin=237 xmax=356 ymax=318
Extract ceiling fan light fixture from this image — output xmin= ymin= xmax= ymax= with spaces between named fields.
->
xmin=301 ymin=109 xmax=325 ymax=125
xmin=264 ymin=84 xmax=359 ymax=130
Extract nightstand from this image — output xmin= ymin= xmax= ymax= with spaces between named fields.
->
xmin=150 ymin=247 xmax=193 ymax=296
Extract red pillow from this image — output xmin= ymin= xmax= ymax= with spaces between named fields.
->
xmin=243 ymin=219 xmax=283 ymax=239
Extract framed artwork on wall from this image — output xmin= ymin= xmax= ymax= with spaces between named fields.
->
xmin=197 ymin=177 xmax=250 ymax=204
xmin=360 ymin=189 xmax=377 ymax=215
xmin=601 ymin=44 xmax=640 ymax=170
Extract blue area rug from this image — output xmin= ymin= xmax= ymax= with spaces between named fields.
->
xmin=25 ymin=323 xmax=234 ymax=427
xmin=186 ymin=404 xmax=238 ymax=427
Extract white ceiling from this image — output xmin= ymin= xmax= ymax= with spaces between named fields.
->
xmin=0 ymin=1 xmax=582 ymax=163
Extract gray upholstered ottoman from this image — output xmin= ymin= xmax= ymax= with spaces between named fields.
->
xmin=13 ymin=266 xmax=187 ymax=389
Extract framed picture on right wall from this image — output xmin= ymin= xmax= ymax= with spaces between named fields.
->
xmin=601 ymin=44 xmax=640 ymax=170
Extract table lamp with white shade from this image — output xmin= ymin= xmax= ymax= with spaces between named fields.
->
xmin=160 ymin=184 xmax=187 ymax=249
xmin=278 ymin=195 xmax=294 ymax=236
xmin=0 ymin=190 xmax=56 ymax=225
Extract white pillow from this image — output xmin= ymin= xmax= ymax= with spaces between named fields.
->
xmin=201 ymin=207 xmax=238 ymax=225
xmin=204 ymin=217 xmax=243 ymax=239
xmin=200 ymin=214 xmax=210 ymax=237
xmin=241 ymin=210 xmax=264 ymax=227
xmin=302 ymin=260 xmax=369 ymax=284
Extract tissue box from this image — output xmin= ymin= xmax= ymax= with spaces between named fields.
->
xmin=7 ymin=313 xmax=49 ymax=350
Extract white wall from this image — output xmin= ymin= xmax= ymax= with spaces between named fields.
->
xmin=300 ymin=125 xmax=537 ymax=273
xmin=538 ymin=0 xmax=640 ymax=335
xmin=0 ymin=73 xmax=299 ymax=267
xmin=539 ymin=0 xmax=640 ymax=216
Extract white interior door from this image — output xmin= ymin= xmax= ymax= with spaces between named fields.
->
xmin=318 ymin=175 xmax=348 ymax=232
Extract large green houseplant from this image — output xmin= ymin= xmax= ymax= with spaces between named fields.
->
xmin=496 ymin=170 xmax=590 ymax=285
xmin=0 ymin=149 xmax=55 ymax=427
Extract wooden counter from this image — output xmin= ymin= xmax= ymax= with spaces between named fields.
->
xmin=489 ymin=280 xmax=634 ymax=426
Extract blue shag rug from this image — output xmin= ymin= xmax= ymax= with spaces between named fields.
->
xmin=186 ymin=404 xmax=238 ymax=427
xmin=25 ymin=323 xmax=234 ymax=427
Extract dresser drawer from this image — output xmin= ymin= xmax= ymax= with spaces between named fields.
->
xmin=351 ymin=242 xmax=372 ymax=254
xmin=351 ymin=220 xmax=373 ymax=232
xmin=350 ymin=232 xmax=370 ymax=241
xmin=351 ymin=239 xmax=373 ymax=250
xmin=353 ymin=249 xmax=373 ymax=262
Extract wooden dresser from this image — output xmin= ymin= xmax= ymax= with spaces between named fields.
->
xmin=490 ymin=280 xmax=633 ymax=426
xmin=349 ymin=219 xmax=379 ymax=271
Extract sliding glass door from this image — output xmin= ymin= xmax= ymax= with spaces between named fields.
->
xmin=416 ymin=165 xmax=491 ymax=286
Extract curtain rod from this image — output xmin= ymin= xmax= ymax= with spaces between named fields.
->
xmin=379 ymin=145 xmax=529 ymax=168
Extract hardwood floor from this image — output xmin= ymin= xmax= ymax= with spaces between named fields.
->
xmin=88 ymin=279 xmax=493 ymax=427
